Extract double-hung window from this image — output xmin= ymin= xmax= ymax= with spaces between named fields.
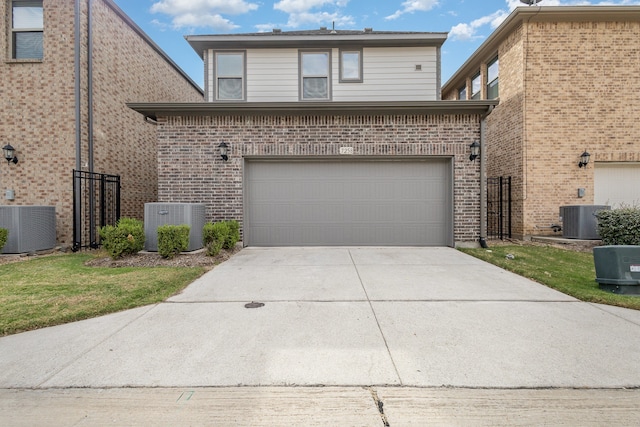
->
xmin=215 ymin=52 xmax=245 ymax=101
xmin=486 ymin=57 xmax=499 ymax=99
xmin=471 ymin=71 xmax=482 ymax=100
xmin=458 ymin=85 xmax=467 ymax=100
xmin=11 ymin=0 xmax=43 ymax=60
xmin=300 ymin=51 xmax=331 ymax=100
xmin=339 ymin=49 xmax=362 ymax=83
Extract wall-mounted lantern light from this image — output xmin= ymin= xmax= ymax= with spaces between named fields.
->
xmin=578 ymin=151 xmax=590 ymax=168
xmin=218 ymin=142 xmax=229 ymax=161
xmin=469 ymin=141 xmax=480 ymax=162
xmin=2 ymin=144 xmax=18 ymax=165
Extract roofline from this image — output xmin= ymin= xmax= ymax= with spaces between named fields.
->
xmin=103 ymin=0 xmax=203 ymax=95
xmin=442 ymin=5 xmax=640 ymax=94
xmin=186 ymin=33 xmax=448 ymax=59
xmin=127 ymin=100 xmax=498 ymax=118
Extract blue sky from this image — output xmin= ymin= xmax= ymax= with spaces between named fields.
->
xmin=112 ymin=0 xmax=640 ymax=89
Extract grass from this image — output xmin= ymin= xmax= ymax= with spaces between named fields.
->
xmin=459 ymin=244 xmax=640 ymax=311
xmin=0 ymin=254 xmax=205 ymax=336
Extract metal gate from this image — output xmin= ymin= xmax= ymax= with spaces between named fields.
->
xmin=72 ymin=170 xmax=121 ymax=251
xmin=487 ymin=176 xmax=512 ymax=240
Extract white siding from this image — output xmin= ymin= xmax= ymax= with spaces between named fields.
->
xmin=206 ymin=46 xmax=439 ymax=102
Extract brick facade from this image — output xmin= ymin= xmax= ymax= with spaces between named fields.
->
xmin=156 ymin=113 xmax=483 ymax=245
xmin=0 ymin=0 xmax=202 ymax=247
xmin=443 ymin=8 xmax=640 ymax=238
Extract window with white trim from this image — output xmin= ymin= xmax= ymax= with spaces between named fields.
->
xmin=339 ymin=49 xmax=362 ymax=83
xmin=215 ymin=52 xmax=245 ymax=101
xmin=471 ymin=71 xmax=482 ymax=100
xmin=11 ymin=0 xmax=43 ymax=60
xmin=300 ymin=51 xmax=331 ymax=100
xmin=487 ymin=57 xmax=499 ymax=99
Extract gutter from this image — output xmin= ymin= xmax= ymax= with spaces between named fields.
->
xmin=479 ymin=105 xmax=494 ymax=249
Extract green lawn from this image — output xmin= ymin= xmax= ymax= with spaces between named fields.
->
xmin=459 ymin=244 xmax=640 ymax=311
xmin=0 ymin=254 xmax=205 ymax=336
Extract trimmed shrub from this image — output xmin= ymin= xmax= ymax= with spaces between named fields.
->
xmin=0 ymin=228 xmax=7 ymax=252
xmin=203 ymin=221 xmax=229 ymax=256
xmin=99 ymin=217 xmax=145 ymax=259
xmin=595 ymin=206 xmax=640 ymax=246
xmin=224 ymin=220 xmax=240 ymax=249
xmin=158 ymin=224 xmax=190 ymax=259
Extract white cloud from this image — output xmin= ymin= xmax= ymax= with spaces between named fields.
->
xmin=449 ymin=10 xmax=508 ymax=41
xmin=272 ymin=0 xmax=353 ymax=29
xmin=385 ymin=0 xmax=440 ymax=20
xmin=150 ymin=0 xmax=258 ymax=30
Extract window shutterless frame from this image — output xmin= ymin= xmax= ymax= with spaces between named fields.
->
xmin=486 ymin=56 xmax=499 ymax=100
xmin=471 ymin=71 xmax=482 ymax=100
xmin=11 ymin=0 xmax=43 ymax=60
xmin=339 ymin=48 xmax=363 ymax=83
xmin=458 ymin=84 xmax=467 ymax=100
xmin=299 ymin=50 xmax=331 ymax=100
xmin=214 ymin=51 xmax=246 ymax=101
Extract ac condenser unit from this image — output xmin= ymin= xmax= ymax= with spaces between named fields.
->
xmin=560 ymin=205 xmax=610 ymax=240
xmin=144 ymin=203 xmax=206 ymax=252
xmin=0 ymin=206 xmax=57 ymax=253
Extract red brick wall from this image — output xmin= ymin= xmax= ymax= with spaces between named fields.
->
xmin=157 ymin=114 xmax=483 ymax=244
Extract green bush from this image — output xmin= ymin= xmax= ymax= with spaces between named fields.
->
xmin=595 ymin=206 xmax=640 ymax=246
xmin=203 ymin=222 xmax=229 ymax=256
xmin=224 ymin=220 xmax=240 ymax=249
xmin=99 ymin=217 xmax=145 ymax=259
xmin=0 ymin=228 xmax=8 ymax=252
xmin=158 ymin=224 xmax=190 ymax=259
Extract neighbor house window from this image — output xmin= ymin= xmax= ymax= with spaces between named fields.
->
xmin=487 ymin=57 xmax=499 ymax=99
xmin=300 ymin=50 xmax=331 ymax=100
xmin=471 ymin=71 xmax=482 ymax=100
xmin=458 ymin=84 xmax=467 ymax=100
xmin=215 ymin=52 xmax=245 ymax=100
xmin=339 ymin=49 xmax=362 ymax=83
xmin=11 ymin=0 xmax=43 ymax=60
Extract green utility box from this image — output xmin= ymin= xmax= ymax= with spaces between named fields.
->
xmin=593 ymin=246 xmax=640 ymax=295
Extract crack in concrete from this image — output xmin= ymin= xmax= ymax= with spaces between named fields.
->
xmin=368 ymin=387 xmax=390 ymax=427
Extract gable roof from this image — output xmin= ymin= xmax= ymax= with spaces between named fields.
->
xmin=186 ymin=28 xmax=447 ymax=59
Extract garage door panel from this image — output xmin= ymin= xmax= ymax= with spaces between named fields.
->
xmin=245 ymin=160 xmax=452 ymax=246
xmin=595 ymin=163 xmax=640 ymax=208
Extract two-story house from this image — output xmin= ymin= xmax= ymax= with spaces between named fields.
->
xmin=443 ymin=6 xmax=640 ymax=240
xmin=130 ymin=28 xmax=496 ymax=247
xmin=0 ymin=0 xmax=202 ymax=252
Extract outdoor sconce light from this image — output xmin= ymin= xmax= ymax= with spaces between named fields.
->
xmin=578 ymin=151 xmax=590 ymax=168
xmin=469 ymin=141 xmax=480 ymax=162
xmin=2 ymin=144 xmax=18 ymax=165
xmin=218 ymin=142 xmax=229 ymax=161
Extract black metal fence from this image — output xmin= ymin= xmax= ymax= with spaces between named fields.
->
xmin=487 ymin=176 xmax=512 ymax=240
xmin=73 ymin=170 xmax=121 ymax=251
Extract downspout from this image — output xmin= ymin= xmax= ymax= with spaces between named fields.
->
xmin=87 ymin=0 xmax=94 ymax=172
xmin=479 ymin=105 xmax=494 ymax=249
xmin=73 ymin=0 xmax=81 ymax=250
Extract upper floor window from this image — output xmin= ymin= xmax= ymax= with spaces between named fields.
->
xmin=339 ymin=49 xmax=362 ymax=83
xmin=300 ymin=51 xmax=331 ymax=100
xmin=11 ymin=0 xmax=43 ymax=60
xmin=471 ymin=72 xmax=481 ymax=100
xmin=215 ymin=52 xmax=245 ymax=100
xmin=487 ymin=57 xmax=499 ymax=99
xmin=458 ymin=85 xmax=467 ymax=100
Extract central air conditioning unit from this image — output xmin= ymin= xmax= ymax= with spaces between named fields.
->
xmin=144 ymin=203 xmax=206 ymax=252
xmin=560 ymin=205 xmax=610 ymax=240
xmin=0 ymin=206 xmax=57 ymax=254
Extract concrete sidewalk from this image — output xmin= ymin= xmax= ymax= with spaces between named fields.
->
xmin=1 ymin=247 xmax=640 ymax=424
xmin=1 ymin=247 xmax=640 ymax=389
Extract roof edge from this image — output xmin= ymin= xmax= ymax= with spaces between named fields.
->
xmin=443 ymin=5 xmax=640 ymax=93
xmin=127 ymin=100 xmax=498 ymax=118
xmin=103 ymin=0 xmax=203 ymax=95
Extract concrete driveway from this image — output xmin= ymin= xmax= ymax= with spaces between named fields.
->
xmin=1 ymin=247 xmax=640 ymax=389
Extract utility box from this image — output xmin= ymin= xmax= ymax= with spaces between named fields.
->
xmin=594 ymin=245 xmax=640 ymax=295
xmin=560 ymin=205 xmax=610 ymax=240
xmin=0 ymin=206 xmax=57 ymax=253
xmin=144 ymin=203 xmax=206 ymax=252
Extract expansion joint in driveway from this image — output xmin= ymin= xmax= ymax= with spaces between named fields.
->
xmin=368 ymin=387 xmax=391 ymax=427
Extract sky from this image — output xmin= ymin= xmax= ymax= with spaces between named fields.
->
xmin=112 ymin=0 xmax=640 ymax=89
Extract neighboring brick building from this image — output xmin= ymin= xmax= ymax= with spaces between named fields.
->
xmin=443 ymin=6 xmax=640 ymax=239
xmin=131 ymin=29 xmax=497 ymax=247
xmin=0 ymin=0 xmax=202 ymax=250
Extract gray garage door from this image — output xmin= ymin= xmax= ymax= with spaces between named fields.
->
xmin=244 ymin=159 xmax=453 ymax=246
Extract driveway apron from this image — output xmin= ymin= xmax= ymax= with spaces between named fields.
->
xmin=1 ymin=247 xmax=640 ymax=388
